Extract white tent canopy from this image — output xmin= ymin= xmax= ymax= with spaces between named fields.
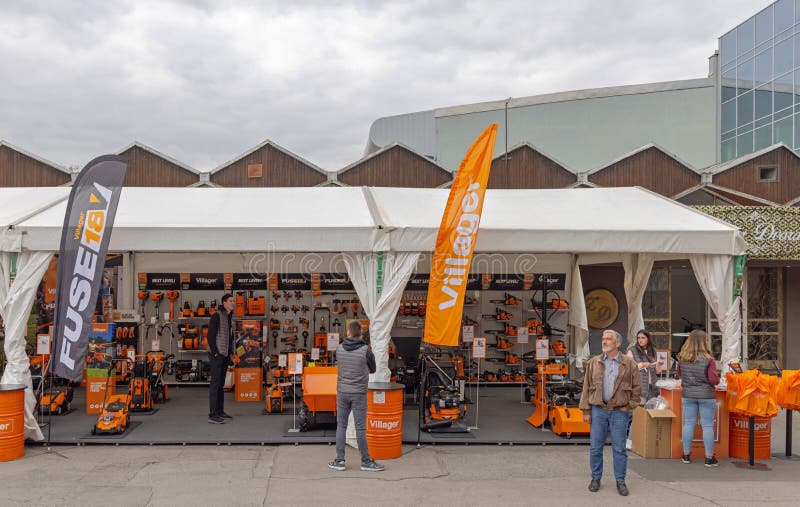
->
xmin=370 ymin=187 xmax=747 ymax=254
xmin=1 ymin=186 xmax=746 ymax=440
xmin=6 ymin=186 xmax=746 ymax=255
xmin=13 ymin=187 xmax=381 ymax=252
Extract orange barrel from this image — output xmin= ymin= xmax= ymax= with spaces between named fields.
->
xmin=366 ymin=382 xmax=404 ymax=460
xmin=729 ymin=413 xmax=772 ymax=460
xmin=0 ymin=384 xmax=27 ymax=462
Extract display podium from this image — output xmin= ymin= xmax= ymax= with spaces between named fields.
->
xmin=660 ymin=386 xmax=729 ymax=459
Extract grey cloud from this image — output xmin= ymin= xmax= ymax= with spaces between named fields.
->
xmin=0 ymin=0 xmax=772 ymax=171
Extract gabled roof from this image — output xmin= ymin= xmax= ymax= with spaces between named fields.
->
xmin=491 ymin=141 xmax=573 ymax=173
xmin=209 ymin=139 xmax=327 ymax=177
xmin=585 ymin=143 xmax=699 ymax=176
xmin=116 ymin=141 xmax=201 ymax=175
xmin=703 ymin=183 xmax=779 ymax=206
xmin=335 ymin=142 xmax=450 ymax=176
xmin=0 ymin=140 xmax=72 ymax=175
xmin=703 ymin=143 xmax=797 ymax=175
xmin=672 ymin=184 xmax=739 ymax=205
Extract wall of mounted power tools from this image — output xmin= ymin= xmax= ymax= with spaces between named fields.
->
xmin=33 ymin=252 xmax=590 ymax=441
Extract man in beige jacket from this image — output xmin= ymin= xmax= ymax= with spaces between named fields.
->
xmin=579 ymin=329 xmax=641 ymax=497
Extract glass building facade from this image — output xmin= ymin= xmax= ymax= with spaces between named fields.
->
xmin=719 ymin=0 xmax=800 ymax=161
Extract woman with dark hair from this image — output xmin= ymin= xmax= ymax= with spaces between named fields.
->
xmin=626 ymin=329 xmax=658 ymax=402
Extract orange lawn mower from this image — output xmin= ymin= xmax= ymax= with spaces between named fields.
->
xmin=92 ymin=358 xmax=133 ymax=435
xmin=38 ymin=378 xmax=74 ymax=416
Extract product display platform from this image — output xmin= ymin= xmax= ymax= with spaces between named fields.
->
xmin=38 ymin=386 xmax=588 ymax=446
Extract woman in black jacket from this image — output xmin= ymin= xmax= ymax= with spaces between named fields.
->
xmin=626 ymin=329 xmax=658 ymax=403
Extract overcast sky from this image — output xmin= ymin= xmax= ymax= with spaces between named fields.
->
xmin=0 ymin=0 xmax=771 ymax=172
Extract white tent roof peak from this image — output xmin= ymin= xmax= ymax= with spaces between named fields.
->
xmin=116 ymin=141 xmax=201 ymax=175
xmin=209 ymin=139 xmax=327 ymax=177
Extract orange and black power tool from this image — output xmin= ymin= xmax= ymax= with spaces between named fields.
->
xmin=265 ymin=384 xmax=284 ymax=414
xmin=137 ymin=290 xmax=150 ymax=319
xmin=208 ymin=300 xmax=218 ymax=315
xmin=150 ymin=292 xmax=164 ymax=321
xmin=235 ymin=292 xmax=246 ymax=317
xmin=181 ymin=301 xmax=194 ymax=318
xmin=165 ymin=290 xmax=180 ymax=321
xmin=247 ymin=291 xmax=266 ymax=316
xmin=196 ymin=300 xmax=207 ymax=317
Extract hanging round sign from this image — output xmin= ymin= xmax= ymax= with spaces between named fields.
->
xmin=585 ymin=288 xmax=619 ymax=329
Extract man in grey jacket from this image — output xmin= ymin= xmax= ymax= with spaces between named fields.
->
xmin=328 ymin=321 xmax=384 ymax=472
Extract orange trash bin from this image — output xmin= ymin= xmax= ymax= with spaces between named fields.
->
xmin=366 ymin=382 xmax=404 ymax=460
xmin=0 ymin=384 xmax=27 ymax=462
xmin=729 ymin=413 xmax=772 ymax=460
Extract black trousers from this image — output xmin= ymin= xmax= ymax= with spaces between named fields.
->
xmin=208 ymin=354 xmax=229 ymax=417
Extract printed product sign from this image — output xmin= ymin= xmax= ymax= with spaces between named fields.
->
xmin=140 ymin=273 xmax=181 ymax=291
xmin=405 ymin=274 xmax=430 ymax=291
xmin=532 ymin=273 xmax=567 ymax=291
xmin=472 ymin=337 xmax=486 ymax=358
xmin=232 ymin=273 xmax=268 ymax=290
xmin=235 ymin=367 xmax=263 ymax=401
xmin=486 ymin=274 xmax=526 ymax=291
xmin=185 ymin=273 xmax=225 ymax=291
xmin=277 ymin=273 xmax=311 ymax=291
xmin=318 ymin=273 xmax=354 ymax=291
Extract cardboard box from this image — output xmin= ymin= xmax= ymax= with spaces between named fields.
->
xmin=631 ymin=406 xmax=675 ymax=458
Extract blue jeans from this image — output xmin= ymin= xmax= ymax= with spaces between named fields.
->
xmin=589 ymin=406 xmax=630 ymax=482
xmin=335 ymin=391 xmax=371 ymax=463
xmin=682 ymin=397 xmax=716 ymax=457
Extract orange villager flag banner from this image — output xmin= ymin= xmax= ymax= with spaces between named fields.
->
xmin=423 ymin=124 xmax=498 ymax=347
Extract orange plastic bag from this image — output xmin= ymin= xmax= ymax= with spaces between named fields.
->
xmin=725 ymin=370 xmax=779 ymax=418
xmin=776 ymin=370 xmax=800 ymax=411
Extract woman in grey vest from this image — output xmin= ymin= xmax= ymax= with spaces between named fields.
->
xmin=626 ymin=329 xmax=658 ymax=402
xmin=676 ymin=330 xmax=720 ymax=467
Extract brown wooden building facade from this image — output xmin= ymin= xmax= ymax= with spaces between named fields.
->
xmin=0 ymin=141 xmax=72 ymax=187
xmin=587 ymin=145 xmax=700 ymax=196
xmin=487 ymin=143 xmax=576 ymax=189
xmin=336 ymin=144 xmax=451 ymax=188
xmin=209 ymin=140 xmax=327 ymax=187
xmin=116 ymin=142 xmax=200 ymax=187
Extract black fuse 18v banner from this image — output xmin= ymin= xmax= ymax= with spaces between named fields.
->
xmin=51 ymin=155 xmax=127 ymax=381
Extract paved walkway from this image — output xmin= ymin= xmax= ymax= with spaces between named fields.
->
xmin=3 ymin=441 xmax=799 ymax=506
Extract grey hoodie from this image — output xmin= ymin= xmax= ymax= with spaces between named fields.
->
xmin=336 ymin=337 xmax=376 ymax=394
